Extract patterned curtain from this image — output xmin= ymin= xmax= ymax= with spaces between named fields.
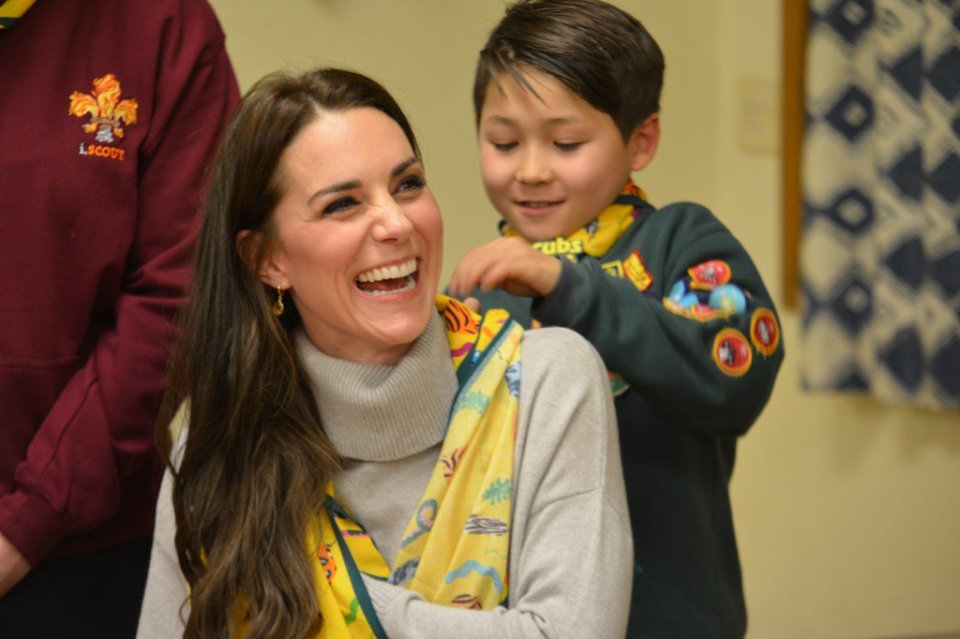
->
xmin=801 ymin=0 xmax=960 ymax=410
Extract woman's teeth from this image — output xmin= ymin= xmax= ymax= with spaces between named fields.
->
xmin=356 ymin=258 xmax=417 ymax=283
xmin=365 ymin=275 xmax=416 ymax=296
xmin=355 ymin=258 xmax=418 ymax=295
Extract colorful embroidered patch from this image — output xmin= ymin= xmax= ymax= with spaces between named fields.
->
xmin=663 ymin=298 xmax=727 ymax=323
xmin=688 ymin=260 xmax=731 ymax=289
xmin=663 ymin=298 xmax=690 ymax=317
xmin=622 ymin=250 xmax=654 ymax=291
xmin=608 ymin=371 xmax=630 ymax=397
xmin=678 ymin=293 xmax=701 ymax=309
xmin=750 ymin=308 xmax=780 ymax=356
xmin=712 ymin=329 xmax=752 ymax=376
xmin=602 ymin=260 xmax=624 ymax=277
xmin=708 ymin=284 xmax=747 ymax=314
xmin=667 ymin=279 xmax=688 ymax=303
xmin=689 ymin=304 xmax=726 ymax=322
xmin=69 ymin=73 xmax=138 ymax=162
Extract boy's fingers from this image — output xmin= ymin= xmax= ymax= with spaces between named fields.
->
xmin=464 ymin=297 xmax=482 ymax=313
xmin=449 ymin=247 xmax=499 ymax=295
xmin=449 ymin=263 xmax=483 ymax=297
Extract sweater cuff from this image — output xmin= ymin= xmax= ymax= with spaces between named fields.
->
xmin=0 ymin=489 xmax=70 ymax=567
xmin=533 ymin=259 xmax=589 ymax=326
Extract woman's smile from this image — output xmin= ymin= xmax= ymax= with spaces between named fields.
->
xmin=355 ymin=257 xmax=420 ymax=296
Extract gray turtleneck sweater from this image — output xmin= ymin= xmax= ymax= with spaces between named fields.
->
xmin=137 ymin=314 xmax=632 ymax=638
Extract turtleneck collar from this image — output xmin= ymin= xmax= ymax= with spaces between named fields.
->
xmin=295 ymin=313 xmax=458 ymax=462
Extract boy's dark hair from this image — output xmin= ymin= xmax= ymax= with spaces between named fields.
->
xmin=473 ymin=0 xmax=665 ymax=140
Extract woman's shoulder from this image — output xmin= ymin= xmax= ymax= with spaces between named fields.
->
xmin=517 ymin=327 xmax=611 ymax=410
xmin=512 ymin=326 xmax=621 ymax=501
xmin=520 ymin=326 xmax=605 ymax=373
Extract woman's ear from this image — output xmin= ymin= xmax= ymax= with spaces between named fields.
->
xmin=627 ymin=113 xmax=661 ymax=172
xmin=236 ymin=229 xmax=287 ymax=289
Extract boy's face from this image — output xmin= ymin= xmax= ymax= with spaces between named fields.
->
xmin=477 ymin=67 xmax=635 ymax=241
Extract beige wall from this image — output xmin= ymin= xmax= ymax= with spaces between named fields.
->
xmin=208 ymin=1 xmax=960 ymax=636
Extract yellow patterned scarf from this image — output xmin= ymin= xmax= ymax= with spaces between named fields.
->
xmin=502 ymin=180 xmax=647 ymax=262
xmin=303 ymin=295 xmax=522 ymax=638
xmin=0 ymin=0 xmax=36 ymax=28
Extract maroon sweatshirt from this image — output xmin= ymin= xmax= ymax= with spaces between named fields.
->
xmin=0 ymin=0 xmax=239 ymax=566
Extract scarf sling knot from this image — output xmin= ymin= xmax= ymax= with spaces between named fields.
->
xmin=231 ymin=296 xmax=522 ymax=638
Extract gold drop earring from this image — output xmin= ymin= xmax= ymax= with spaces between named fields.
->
xmin=272 ymin=287 xmax=285 ymax=316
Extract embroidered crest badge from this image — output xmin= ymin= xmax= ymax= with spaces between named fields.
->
xmin=712 ymin=328 xmax=752 ymax=377
xmin=750 ymin=308 xmax=780 ymax=356
xmin=622 ymin=250 xmax=653 ymax=291
xmin=688 ymin=260 xmax=732 ymax=289
xmin=68 ymin=73 xmax=138 ymax=144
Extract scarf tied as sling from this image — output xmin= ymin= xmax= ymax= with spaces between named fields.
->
xmin=302 ymin=295 xmax=522 ymax=638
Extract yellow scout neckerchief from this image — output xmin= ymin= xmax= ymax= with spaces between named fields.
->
xmin=502 ymin=180 xmax=647 ymax=262
xmin=298 ymin=295 xmax=522 ymax=638
xmin=0 ymin=0 xmax=36 ymax=28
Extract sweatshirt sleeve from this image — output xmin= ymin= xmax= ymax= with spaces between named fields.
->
xmin=0 ymin=17 xmax=239 ymax=565
xmin=534 ymin=203 xmax=784 ymax=435
xmin=364 ymin=328 xmax=633 ymax=638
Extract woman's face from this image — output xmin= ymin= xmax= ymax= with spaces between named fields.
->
xmin=260 ymin=107 xmax=443 ymax=365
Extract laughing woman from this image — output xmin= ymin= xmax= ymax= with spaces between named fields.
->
xmin=136 ymin=68 xmax=631 ymax=639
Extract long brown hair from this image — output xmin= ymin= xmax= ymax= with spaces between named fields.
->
xmin=159 ymin=67 xmax=421 ymax=638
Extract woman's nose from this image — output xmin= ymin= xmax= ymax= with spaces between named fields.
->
xmin=370 ymin=201 xmax=414 ymax=242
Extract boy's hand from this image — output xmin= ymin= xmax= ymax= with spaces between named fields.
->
xmin=449 ymin=236 xmax=562 ymax=299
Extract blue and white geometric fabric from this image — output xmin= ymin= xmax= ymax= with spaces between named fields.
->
xmin=802 ymin=0 xmax=960 ymax=410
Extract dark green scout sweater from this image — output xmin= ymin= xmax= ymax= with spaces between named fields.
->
xmin=468 ymin=198 xmax=784 ymax=638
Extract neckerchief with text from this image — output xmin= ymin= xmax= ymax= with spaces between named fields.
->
xmin=502 ymin=180 xmax=647 ymax=262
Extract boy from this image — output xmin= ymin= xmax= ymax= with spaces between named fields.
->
xmin=448 ymin=1 xmax=784 ymax=636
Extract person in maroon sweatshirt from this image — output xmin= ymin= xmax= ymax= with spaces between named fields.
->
xmin=0 ymin=0 xmax=239 ymax=634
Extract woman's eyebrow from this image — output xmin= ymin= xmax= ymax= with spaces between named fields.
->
xmin=391 ymin=156 xmax=420 ymax=177
xmin=308 ymin=179 xmax=361 ymax=206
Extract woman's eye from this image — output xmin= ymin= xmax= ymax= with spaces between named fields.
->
xmin=397 ymin=175 xmax=426 ymax=193
xmin=322 ymin=196 xmax=359 ymax=216
xmin=492 ymin=141 xmax=518 ymax=152
xmin=555 ymin=141 xmax=583 ymax=152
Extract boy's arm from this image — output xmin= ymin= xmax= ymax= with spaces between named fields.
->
xmin=536 ymin=205 xmax=783 ymax=434
xmin=450 ymin=205 xmax=784 ymax=435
